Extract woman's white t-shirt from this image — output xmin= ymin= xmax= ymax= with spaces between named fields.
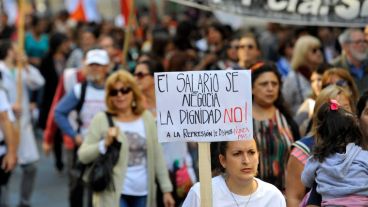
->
xmin=182 ymin=175 xmax=286 ymax=207
xmin=116 ymin=118 xmax=148 ymax=196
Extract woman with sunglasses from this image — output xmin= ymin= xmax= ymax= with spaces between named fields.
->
xmin=236 ymin=33 xmax=261 ymax=69
xmin=78 ymin=70 xmax=175 ymax=207
xmin=134 ymin=60 xmax=197 ymax=205
xmin=134 ymin=60 xmax=161 ymax=115
xmin=282 ymin=35 xmax=324 ymax=116
xmin=321 ymin=67 xmax=360 ymax=105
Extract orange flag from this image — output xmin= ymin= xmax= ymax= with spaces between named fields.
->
xmin=70 ymin=0 xmax=86 ymax=22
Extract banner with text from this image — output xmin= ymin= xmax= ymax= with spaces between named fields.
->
xmin=170 ymin=0 xmax=368 ymax=27
xmin=155 ymin=70 xmax=253 ymax=142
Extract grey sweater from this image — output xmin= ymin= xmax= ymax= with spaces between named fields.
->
xmin=282 ymin=70 xmax=311 ymax=116
xmin=302 ymin=143 xmax=368 ymax=200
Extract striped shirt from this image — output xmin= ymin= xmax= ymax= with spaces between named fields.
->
xmin=253 ymin=109 xmax=294 ymax=190
xmin=290 ymin=147 xmax=309 ymax=165
xmin=291 ymin=136 xmax=314 ymax=165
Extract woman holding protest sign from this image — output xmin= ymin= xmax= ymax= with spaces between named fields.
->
xmin=251 ymin=61 xmax=299 ymax=191
xmin=182 ymin=139 xmax=286 ymax=207
xmin=78 ymin=70 xmax=175 ymax=207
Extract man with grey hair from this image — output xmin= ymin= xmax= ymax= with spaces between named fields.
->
xmin=332 ymin=28 xmax=368 ymax=93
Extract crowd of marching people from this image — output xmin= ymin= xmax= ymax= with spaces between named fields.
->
xmin=0 ymin=5 xmax=368 ymax=207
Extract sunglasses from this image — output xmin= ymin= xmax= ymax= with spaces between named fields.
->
xmin=236 ymin=44 xmax=255 ymax=50
xmin=134 ymin=72 xmax=151 ymax=79
xmin=347 ymin=39 xmax=368 ymax=45
xmin=109 ymin=87 xmax=132 ymax=96
xmin=322 ymin=79 xmax=348 ymax=89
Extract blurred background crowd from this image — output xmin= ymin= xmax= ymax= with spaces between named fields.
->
xmin=0 ymin=0 xmax=367 ymax=207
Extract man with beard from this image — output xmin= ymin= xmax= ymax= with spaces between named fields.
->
xmin=333 ymin=28 xmax=368 ymax=93
xmin=54 ymin=49 xmax=110 ymax=207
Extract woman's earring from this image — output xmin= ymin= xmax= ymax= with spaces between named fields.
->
xmin=132 ymin=100 xmax=137 ymax=108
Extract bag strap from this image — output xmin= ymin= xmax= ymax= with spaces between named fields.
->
xmin=104 ymin=112 xmax=120 ymax=149
xmin=75 ymin=81 xmax=88 ymax=133
xmin=105 ymin=111 xmax=114 ymax=127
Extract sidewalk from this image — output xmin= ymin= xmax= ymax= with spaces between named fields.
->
xmin=6 ymin=142 xmax=68 ymax=207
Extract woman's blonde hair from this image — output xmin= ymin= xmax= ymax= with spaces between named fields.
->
xmin=291 ymin=35 xmax=321 ymax=70
xmin=105 ymin=70 xmax=145 ymax=115
xmin=312 ymin=85 xmax=354 ymax=134
xmin=321 ymin=68 xmax=360 ymax=103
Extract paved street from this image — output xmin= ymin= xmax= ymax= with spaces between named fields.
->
xmin=7 ymin=141 xmax=68 ymax=207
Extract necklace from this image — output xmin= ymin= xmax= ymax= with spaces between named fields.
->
xmin=225 ymin=177 xmax=255 ymax=207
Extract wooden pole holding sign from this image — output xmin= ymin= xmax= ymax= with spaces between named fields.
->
xmin=154 ymin=70 xmax=253 ymax=207
xmin=198 ymin=142 xmax=212 ymax=207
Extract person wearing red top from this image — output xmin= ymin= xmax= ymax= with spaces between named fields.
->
xmin=42 ymin=67 xmax=87 ymax=154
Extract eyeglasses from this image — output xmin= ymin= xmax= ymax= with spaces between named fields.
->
xmin=134 ymin=72 xmax=151 ymax=79
xmin=236 ymin=44 xmax=255 ymax=50
xmin=347 ymin=39 xmax=368 ymax=45
xmin=109 ymin=87 xmax=132 ymax=96
xmin=311 ymin=47 xmax=322 ymax=54
xmin=322 ymin=79 xmax=348 ymax=89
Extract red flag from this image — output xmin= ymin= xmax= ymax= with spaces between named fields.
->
xmin=120 ymin=0 xmax=130 ymax=24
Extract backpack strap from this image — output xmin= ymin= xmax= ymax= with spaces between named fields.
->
xmin=75 ymin=81 xmax=88 ymax=133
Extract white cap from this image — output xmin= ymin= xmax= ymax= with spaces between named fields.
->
xmin=85 ymin=49 xmax=109 ymax=65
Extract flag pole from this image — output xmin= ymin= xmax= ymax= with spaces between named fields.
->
xmin=16 ymin=0 xmax=25 ymax=112
xmin=121 ymin=0 xmax=135 ymax=69
xmin=149 ymin=0 xmax=158 ymax=25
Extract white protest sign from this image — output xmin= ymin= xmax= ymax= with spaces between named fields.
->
xmin=155 ymin=70 xmax=253 ymax=142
